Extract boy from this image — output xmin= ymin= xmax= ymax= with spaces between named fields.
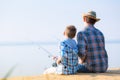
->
xmin=44 ymin=25 xmax=79 ymax=74
xmin=56 ymin=25 xmax=79 ymax=74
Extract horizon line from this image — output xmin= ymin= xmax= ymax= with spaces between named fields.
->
xmin=0 ymin=40 xmax=120 ymax=46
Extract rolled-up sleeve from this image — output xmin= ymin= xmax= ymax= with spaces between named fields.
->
xmin=77 ymin=32 xmax=87 ymax=58
xmin=60 ymin=42 xmax=66 ymax=57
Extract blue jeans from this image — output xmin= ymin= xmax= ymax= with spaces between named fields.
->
xmin=77 ymin=64 xmax=92 ymax=73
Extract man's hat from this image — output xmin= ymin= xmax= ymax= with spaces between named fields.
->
xmin=82 ymin=11 xmax=100 ymax=22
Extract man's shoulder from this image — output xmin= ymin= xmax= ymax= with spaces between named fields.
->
xmin=94 ymin=28 xmax=104 ymax=36
xmin=77 ymin=30 xmax=88 ymax=37
xmin=77 ymin=31 xmax=84 ymax=35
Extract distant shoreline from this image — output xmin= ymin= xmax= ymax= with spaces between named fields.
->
xmin=0 ymin=40 xmax=120 ymax=46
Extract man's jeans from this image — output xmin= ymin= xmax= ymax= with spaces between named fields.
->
xmin=77 ymin=64 xmax=92 ymax=73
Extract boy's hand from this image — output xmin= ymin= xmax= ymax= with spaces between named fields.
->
xmin=56 ymin=57 xmax=61 ymax=65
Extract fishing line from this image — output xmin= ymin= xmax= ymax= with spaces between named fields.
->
xmin=31 ymin=41 xmax=58 ymax=67
xmin=38 ymin=45 xmax=53 ymax=58
xmin=30 ymin=41 xmax=54 ymax=58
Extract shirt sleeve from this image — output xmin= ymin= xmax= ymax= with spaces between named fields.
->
xmin=102 ymin=33 xmax=105 ymax=46
xmin=77 ymin=32 xmax=87 ymax=58
xmin=60 ymin=42 xmax=66 ymax=57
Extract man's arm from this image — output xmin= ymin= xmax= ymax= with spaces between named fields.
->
xmin=77 ymin=32 xmax=87 ymax=63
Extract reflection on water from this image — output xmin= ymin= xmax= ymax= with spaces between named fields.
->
xmin=0 ymin=42 xmax=120 ymax=77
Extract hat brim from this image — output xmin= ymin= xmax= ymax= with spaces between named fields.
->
xmin=82 ymin=13 xmax=100 ymax=22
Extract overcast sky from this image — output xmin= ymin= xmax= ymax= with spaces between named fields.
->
xmin=0 ymin=0 xmax=120 ymax=43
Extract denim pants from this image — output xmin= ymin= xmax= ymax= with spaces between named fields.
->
xmin=77 ymin=64 xmax=92 ymax=73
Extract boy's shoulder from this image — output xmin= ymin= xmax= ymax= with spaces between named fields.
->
xmin=60 ymin=39 xmax=77 ymax=48
xmin=60 ymin=39 xmax=68 ymax=46
xmin=60 ymin=39 xmax=76 ymax=44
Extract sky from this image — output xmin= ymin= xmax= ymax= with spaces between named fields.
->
xmin=0 ymin=0 xmax=120 ymax=77
xmin=0 ymin=0 xmax=120 ymax=44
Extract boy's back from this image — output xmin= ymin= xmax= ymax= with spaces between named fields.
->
xmin=60 ymin=39 xmax=79 ymax=74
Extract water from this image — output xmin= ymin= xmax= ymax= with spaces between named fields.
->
xmin=0 ymin=43 xmax=120 ymax=78
xmin=106 ymin=43 xmax=120 ymax=68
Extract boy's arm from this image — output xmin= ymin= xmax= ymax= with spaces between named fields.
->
xmin=56 ymin=57 xmax=61 ymax=65
xmin=57 ymin=42 xmax=66 ymax=64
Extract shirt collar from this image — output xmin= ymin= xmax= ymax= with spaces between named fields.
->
xmin=85 ymin=24 xmax=95 ymax=30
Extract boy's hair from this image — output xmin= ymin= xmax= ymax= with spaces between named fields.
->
xmin=85 ymin=16 xmax=96 ymax=25
xmin=65 ymin=25 xmax=76 ymax=38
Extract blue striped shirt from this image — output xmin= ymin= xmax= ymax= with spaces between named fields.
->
xmin=60 ymin=38 xmax=79 ymax=74
xmin=77 ymin=25 xmax=108 ymax=72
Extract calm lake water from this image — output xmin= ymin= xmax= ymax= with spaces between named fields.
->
xmin=0 ymin=42 xmax=120 ymax=78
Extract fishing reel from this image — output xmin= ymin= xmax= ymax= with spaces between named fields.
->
xmin=52 ymin=62 xmax=57 ymax=67
xmin=51 ymin=56 xmax=58 ymax=67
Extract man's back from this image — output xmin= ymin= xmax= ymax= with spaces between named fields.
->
xmin=77 ymin=26 xmax=108 ymax=72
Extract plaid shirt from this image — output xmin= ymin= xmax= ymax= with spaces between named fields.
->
xmin=77 ymin=25 xmax=108 ymax=72
xmin=60 ymin=39 xmax=79 ymax=74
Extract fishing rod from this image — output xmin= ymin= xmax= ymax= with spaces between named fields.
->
xmin=38 ymin=45 xmax=58 ymax=60
xmin=30 ymin=41 xmax=53 ymax=58
xmin=38 ymin=45 xmax=53 ymax=58
xmin=31 ymin=41 xmax=59 ymax=67
xmin=38 ymin=45 xmax=58 ymax=67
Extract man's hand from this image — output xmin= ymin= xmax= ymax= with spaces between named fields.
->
xmin=79 ymin=56 xmax=86 ymax=64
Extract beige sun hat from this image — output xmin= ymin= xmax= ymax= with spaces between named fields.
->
xmin=82 ymin=11 xmax=100 ymax=22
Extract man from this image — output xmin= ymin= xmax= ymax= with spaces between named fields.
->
xmin=77 ymin=11 xmax=108 ymax=73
